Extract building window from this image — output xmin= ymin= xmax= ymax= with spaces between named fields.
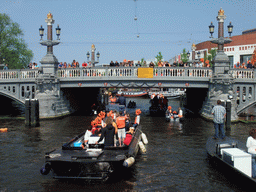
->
xmin=22 ymin=86 xmax=24 ymax=97
xmin=240 ymin=54 xmax=252 ymax=64
xmin=232 ymin=48 xmax=234 ymax=51
xmin=239 ymin=47 xmax=241 ymax=50
xmin=245 ymin=46 xmax=247 ymax=50
xmin=228 ymin=56 xmax=234 ymax=68
xmin=242 ymin=47 xmax=244 ymax=50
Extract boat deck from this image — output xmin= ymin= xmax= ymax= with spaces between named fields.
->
xmin=206 ymin=137 xmax=246 ymax=157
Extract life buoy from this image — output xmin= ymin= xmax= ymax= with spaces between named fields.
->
xmin=0 ymin=128 xmax=8 ymax=132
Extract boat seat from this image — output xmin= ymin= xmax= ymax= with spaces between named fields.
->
xmin=216 ymin=142 xmax=238 ymax=156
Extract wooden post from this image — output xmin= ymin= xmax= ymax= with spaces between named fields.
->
xmin=30 ymin=99 xmax=40 ymax=127
xmin=226 ymin=100 xmax=231 ymax=130
xmin=25 ymin=99 xmax=40 ymax=127
xmin=25 ymin=99 xmax=31 ymax=126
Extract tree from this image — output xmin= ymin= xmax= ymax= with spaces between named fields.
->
xmin=155 ymin=52 xmax=163 ymax=66
xmin=0 ymin=13 xmax=33 ymax=69
xmin=180 ymin=48 xmax=188 ymax=63
xmin=207 ymin=48 xmax=217 ymax=67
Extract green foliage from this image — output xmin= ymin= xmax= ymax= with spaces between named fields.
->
xmin=180 ymin=48 xmax=188 ymax=63
xmin=0 ymin=13 xmax=33 ymax=69
xmin=208 ymin=48 xmax=217 ymax=66
xmin=155 ymin=52 xmax=163 ymax=66
xmin=141 ymin=58 xmax=145 ymax=66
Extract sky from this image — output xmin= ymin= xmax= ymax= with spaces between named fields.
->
xmin=1 ymin=0 xmax=256 ymax=65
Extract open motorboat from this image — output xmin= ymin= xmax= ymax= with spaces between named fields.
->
xmin=40 ymin=127 xmax=148 ymax=181
xmin=206 ymin=136 xmax=256 ymax=186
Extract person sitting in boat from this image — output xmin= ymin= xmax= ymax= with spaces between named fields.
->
xmin=123 ymin=127 xmax=135 ymax=146
xmin=96 ymin=117 xmax=117 ymax=147
xmin=246 ymin=128 xmax=256 ymax=178
xmin=133 ymin=109 xmax=141 ymax=129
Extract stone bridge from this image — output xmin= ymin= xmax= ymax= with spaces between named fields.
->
xmin=0 ymin=67 xmax=255 ymax=119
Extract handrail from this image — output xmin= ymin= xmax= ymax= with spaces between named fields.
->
xmin=0 ymin=67 xmax=254 ymax=80
xmin=230 ymin=69 xmax=255 ymax=79
xmin=57 ymin=67 xmax=213 ymax=78
xmin=0 ymin=69 xmax=39 ymax=80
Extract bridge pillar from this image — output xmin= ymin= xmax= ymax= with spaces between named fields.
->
xmin=35 ymin=74 xmax=70 ymax=119
xmin=200 ymin=8 xmax=238 ymax=122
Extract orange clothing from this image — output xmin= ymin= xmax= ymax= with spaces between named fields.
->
xmin=116 ymin=116 xmax=126 ymax=129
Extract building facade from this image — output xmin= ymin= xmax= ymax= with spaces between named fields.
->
xmin=195 ymin=28 xmax=256 ymax=68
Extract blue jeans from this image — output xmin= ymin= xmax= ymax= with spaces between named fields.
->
xmin=214 ymin=122 xmax=225 ymax=139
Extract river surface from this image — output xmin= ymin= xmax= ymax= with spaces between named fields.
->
xmin=0 ymin=97 xmax=255 ymax=192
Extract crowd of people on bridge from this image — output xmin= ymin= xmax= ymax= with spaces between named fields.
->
xmin=3 ymin=57 xmax=256 ymax=71
xmin=233 ymin=60 xmax=255 ymax=69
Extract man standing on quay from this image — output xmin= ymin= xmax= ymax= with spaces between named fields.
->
xmin=211 ymin=100 xmax=226 ymax=140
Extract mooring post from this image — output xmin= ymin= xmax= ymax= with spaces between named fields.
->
xmin=30 ymin=99 xmax=40 ymax=127
xmin=25 ymin=99 xmax=31 ymax=126
xmin=226 ymin=100 xmax=231 ymax=130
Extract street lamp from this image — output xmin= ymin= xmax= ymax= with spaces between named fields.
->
xmin=197 ymin=51 xmax=201 ymax=60
xmin=56 ymin=24 xmax=61 ymax=40
xmin=39 ymin=25 xmax=44 ymax=40
xmin=96 ymin=51 xmax=100 ymax=61
xmin=187 ymin=51 xmax=190 ymax=59
xmin=227 ymin=22 xmax=233 ymax=37
xmin=209 ymin=8 xmax=233 ymax=75
xmin=86 ymin=51 xmax=90 ymax=61
xmin=209 ymin=22 xmax=214 ymax=38
xmin=39 ymin=12 xmax=61 ymax=75
xmin=87 ymin=44 xmax=100 ymax=67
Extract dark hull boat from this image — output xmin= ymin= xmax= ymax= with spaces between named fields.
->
xmin=206 ymin=137 xmax=256 ymax=186
xmin=40 ymin=127 xmax=148 ymax=181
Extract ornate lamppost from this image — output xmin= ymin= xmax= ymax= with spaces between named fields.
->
xmin=191 ymin=43 xmax=196 ymax=63
xmin=39 ymin=12 xmax=61 ymax=75
xmin=86 ymin=44 xmax=100 ymax=67
xmin=208 ymin=8 xmax=233 ymax=76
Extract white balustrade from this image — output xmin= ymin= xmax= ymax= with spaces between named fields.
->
xmin=231 ymin=70 xmax=254 ymax=79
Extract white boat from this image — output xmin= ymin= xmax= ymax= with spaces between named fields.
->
xmin=148 ymin=88 xmax=185 ymax=98
xmin=206 ymin=137 xmax=256 ymax=186
xmin=116 ymin=89 xmax=148 ymax=97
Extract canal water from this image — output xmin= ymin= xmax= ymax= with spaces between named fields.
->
xmin=0 ymin=97 xmax=255 ymax=191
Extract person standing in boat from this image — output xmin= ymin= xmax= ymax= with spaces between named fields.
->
xmin=96 ymin=117 xmax=116 ymax=147
xmin=211 ymin=100 xmax=226 ymax=140
xmin=246 ymin=128 xmax=256 ymax=154
xmin=116 ymin=112 xmax=127 ymax=146
xmin=246 ymin=128 xmax=256 ymax=178
xmin=133 ymin=109 xmax=141 ymax=129
xmin=117 ymin=93 xmax=126 ymax=114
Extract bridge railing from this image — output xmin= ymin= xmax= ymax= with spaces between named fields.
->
xmin=57 ymin=67 xmax=213 ymax=78
xmin=230 ymin=69 xmax=255 ymax=79
xmin=0 ymin=69 xmax=39 ymax=80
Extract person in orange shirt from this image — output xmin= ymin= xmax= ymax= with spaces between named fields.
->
xmin=116 ymin=111 xmax=127 ymax=146
xmin=133 ymin=109 xmax=141 ymax=129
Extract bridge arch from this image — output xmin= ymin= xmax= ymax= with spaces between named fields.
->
xmin=0 ymin=91 xmax=25 ymax=105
